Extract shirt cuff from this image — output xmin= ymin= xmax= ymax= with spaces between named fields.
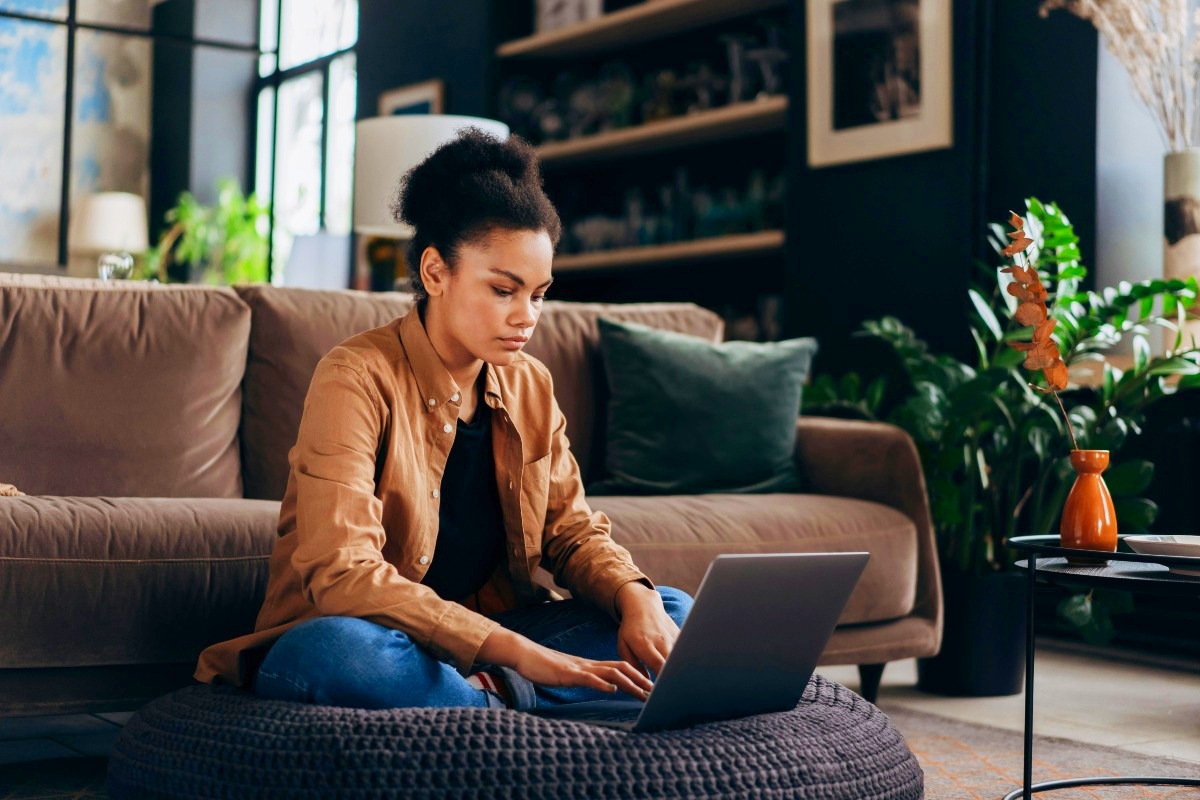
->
xmin=608 ymin=573 xmax=657 ymax=621
xmin=426 ymin=601 xmax=504 ymax=677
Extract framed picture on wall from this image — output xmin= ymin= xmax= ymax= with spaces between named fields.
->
xmin=378 ymin=79 xmax=445 ymax=116
xmin=806 ymin=0 xmax=952 ymax=168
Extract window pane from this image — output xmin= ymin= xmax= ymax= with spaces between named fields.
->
xmin=260 ymin=0 xmax=279 ymax=52
xmin=324 ymin=52 xmax=355 ymax=236
xmin=279 ymin=0 xmax=357 ymax=70
xmin=69 ymin=29 xmax=152 ymax=254
xmin=272 ymin=71 xmax=323 ymax=283
xmin=76 ymin=0 xmax=151 ymax=30
xmin=0 ymin=0 xmax=66 ymax=20
xmin=256 ymin=86 xmax=275 ymax=217
xmin=0 ymin=17 xmax=65 ymax=265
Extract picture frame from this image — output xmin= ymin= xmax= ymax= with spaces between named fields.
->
xmin=806 ymin=0 xmax=953 ymax=168
xmin=377 ymin=78 xmax=445 ymax=116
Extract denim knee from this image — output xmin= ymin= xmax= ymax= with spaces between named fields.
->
xmin=656 ymin=586 xmax=694 ymax=628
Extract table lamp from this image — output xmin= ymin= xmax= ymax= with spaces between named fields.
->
xmin=353 ymin=116 xmax=510 ymax=286
xmin=68 ymin=192 xmax=149 ymax=280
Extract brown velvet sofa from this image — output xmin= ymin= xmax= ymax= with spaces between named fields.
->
xmin=0 ymin=273 xmax=942 ymax=716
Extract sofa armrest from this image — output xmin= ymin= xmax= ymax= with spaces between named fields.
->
xmin=793 ymin=417 xmax=942 ymax=645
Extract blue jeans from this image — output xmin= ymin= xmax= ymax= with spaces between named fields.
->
xmin=252 ymin=585 xmax=693 ymax=711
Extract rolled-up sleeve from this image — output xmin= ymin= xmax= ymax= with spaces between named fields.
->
xmin=288 ymin=358 xmax=500 ymax=676
xmin=539 ymin=388 xmax=654 ymax=621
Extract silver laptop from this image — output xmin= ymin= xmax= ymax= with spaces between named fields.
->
xmin=527 ymin=552 xmax=869 ymax=732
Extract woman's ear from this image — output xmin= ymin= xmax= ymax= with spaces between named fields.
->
xmin=420 ymin=246 xmax=449 ymax=298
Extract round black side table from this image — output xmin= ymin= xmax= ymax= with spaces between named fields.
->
xmin=1004 ymin=534 xmax=1200 ymax=800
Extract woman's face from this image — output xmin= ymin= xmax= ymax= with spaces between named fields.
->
xmin=425 ymin=227 xmax=554 ymax=367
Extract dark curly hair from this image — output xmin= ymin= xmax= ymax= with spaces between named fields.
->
xmin=389 ymin=127 xmax=561 ymax=303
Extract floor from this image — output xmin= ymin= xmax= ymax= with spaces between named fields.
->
xmin=817 ymin=642 xmax=1200 ymax=765
xmin=0 ymin=644 xmax=1195 ymax=768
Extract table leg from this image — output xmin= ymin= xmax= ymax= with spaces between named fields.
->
xmin=1023 ymin=554 xmax=1036 ymax=800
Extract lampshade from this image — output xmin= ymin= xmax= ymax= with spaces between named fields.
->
xmin=283 ymin=232 xmax=350 ymax=289
xmin=353 ymin=115 xmax=510 ymax=238
xmin=69 ymin=192 xmax=149 ymax=254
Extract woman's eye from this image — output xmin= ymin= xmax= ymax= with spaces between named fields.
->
xmin=493 ymin=288 xmax=512 ymax=297
xmin=533 ymin=295 xmax=546 ymax=303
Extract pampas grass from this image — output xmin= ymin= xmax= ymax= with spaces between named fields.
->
xmin=1041 ymin=0 xmax=1200 ymax=150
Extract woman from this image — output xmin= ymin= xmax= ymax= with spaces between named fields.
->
xmin=194 ymin=128 xmax=692 ymax=711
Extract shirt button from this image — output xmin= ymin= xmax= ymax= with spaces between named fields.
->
xmin=450 ymin=392 xmax=460 ymax=402
xmin=431 ymin=489 xmax=440 ymax=498
xmin=419 ymin=555 xmax=430 ymax=565
xmin=428 ymin=398 xmax=436 ymax=406
xmin=442 ymin=423 xmax=452 ymax=433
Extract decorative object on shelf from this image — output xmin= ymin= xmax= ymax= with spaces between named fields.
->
xmin=67 ymin=192 xmax=148 ymax=280
xmin=806 ymin=0 xmax=953 ymax=167
xmin=802 ymin=198 xmax=1200 ymax=691
xmin=557 ymin=165 xmax=785 ymax=255
xmin=1059 ymin=449 xmax=1118 ymax=564
xmin=497 ymin=16 xmax=788 ymax=145
xmin=744 ymin=21 xmax=789 ymax=99
xmin=377 ymin=78 xmax=445 ymax=116
xmin=352 ymin=115 xmax=509 ymax=288
xmin=1040 ymin=1 xmax=1200 ymax=347
xmin=1124 ymin=534 xmax=1200 ymax=576
xmin=536 ymin=0 xmax=603 ymax=33
xmin=143 ymin=179 xmax=268 ymax=285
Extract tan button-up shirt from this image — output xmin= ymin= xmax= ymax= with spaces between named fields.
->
xmin=194 ymin=307 xmax=653 ymax=688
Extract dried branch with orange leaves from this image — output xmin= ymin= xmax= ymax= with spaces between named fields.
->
xmin=1002 ymin=211 xmax=1079 ymax=451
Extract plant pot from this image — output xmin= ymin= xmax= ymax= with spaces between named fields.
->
xmin=1060 ymin=449 xmax=1117 ymax=565
xmin=916 ymin=568 xmax=1027 ymax=697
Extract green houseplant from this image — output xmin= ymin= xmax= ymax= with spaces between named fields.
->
xmin=805 ymin=198 xmax=1200 ymax=693
xmin=142 ymin=178 xmax=270 ymax=285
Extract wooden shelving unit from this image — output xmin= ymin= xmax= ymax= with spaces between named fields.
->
xmin=553 ymin=230 xmax=784 ymax=272
xmin=537 ymin=96 xmax=788 ymax=167
xmin=497 ymin=0 xmax=787 ymax=59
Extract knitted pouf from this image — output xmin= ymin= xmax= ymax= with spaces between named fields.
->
xmin=106 ymin=674 xmax=923 ymax=799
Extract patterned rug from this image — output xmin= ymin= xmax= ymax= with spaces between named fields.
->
xmin=2 ymin=707 xmax=1198 ymax=799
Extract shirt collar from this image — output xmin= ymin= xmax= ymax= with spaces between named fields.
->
xmin=399 ymin=305 xmax=505 ymax=412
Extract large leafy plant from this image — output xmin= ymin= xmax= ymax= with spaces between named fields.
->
xmin=805 ymin=198 xmax=1200 ymax=578
xmin=142 ymin=178 xmax=269 ymax=285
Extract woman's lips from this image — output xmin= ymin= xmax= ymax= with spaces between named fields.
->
xmin=500 ymin=337 xmax=528 ymax=350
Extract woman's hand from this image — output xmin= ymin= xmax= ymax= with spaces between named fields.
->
xmin=615 ymin=589 xmax=680 ymax=681
xmin=512 ymin=640 xmax=655 ymax=699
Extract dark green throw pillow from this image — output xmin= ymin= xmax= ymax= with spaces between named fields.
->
xmin=589 ymin=316 xmax=818 ymax=495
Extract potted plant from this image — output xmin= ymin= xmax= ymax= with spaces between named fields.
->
xmin=142 ymin=178 xmax=270 ymax=285
xmin=804 ymin=198 xmax=1200 ymax=694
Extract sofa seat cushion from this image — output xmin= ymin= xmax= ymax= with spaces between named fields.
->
xmin=0 ymin=496 xmax=278 ymax=669
xmin=590 ymin=494 xmax=917 ymax=625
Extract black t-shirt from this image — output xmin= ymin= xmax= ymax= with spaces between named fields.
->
xmin=421 ymin=402 xmax=506 ymax=603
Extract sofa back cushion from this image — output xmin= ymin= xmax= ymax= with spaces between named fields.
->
xmin=0 ymin=273 xmax=249 ymax=497
xmin=236 ymin=285 xmax=723 ymax=500
xmin=235 ymin=285 xmax=415 ymax=501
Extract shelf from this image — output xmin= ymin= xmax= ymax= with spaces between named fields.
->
xmin=553 ymin=229 xmax=784 ymax=272
xmin=497 ymin=0 xmax=787 ymax=59
xmin=536 ymin=96 xmax=788 ymax=167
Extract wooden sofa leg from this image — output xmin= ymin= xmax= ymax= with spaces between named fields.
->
xmin=857 ymin=663 xmax=886 ymax=703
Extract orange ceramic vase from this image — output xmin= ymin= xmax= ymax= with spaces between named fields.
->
xmin=1059 ymin=449 xmax=1118 ymax=564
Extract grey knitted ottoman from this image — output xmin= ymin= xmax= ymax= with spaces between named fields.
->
xmin=106 ymin=674 xmax=923 ymax=799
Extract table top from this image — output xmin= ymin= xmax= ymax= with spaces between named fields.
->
xmin=1014 ymin=557 xmax=1200 ymax=596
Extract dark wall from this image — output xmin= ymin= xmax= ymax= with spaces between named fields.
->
xmin=357 ymin=0 xmax=502 ymax=120
xmin=784 ymin=0 xmax=1097 ymax=368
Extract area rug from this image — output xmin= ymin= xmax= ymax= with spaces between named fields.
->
xmin=886 ymin=706 xmax=1200 ymax=799
xmin=2 ymin=710 xmax=1199 ymax=799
